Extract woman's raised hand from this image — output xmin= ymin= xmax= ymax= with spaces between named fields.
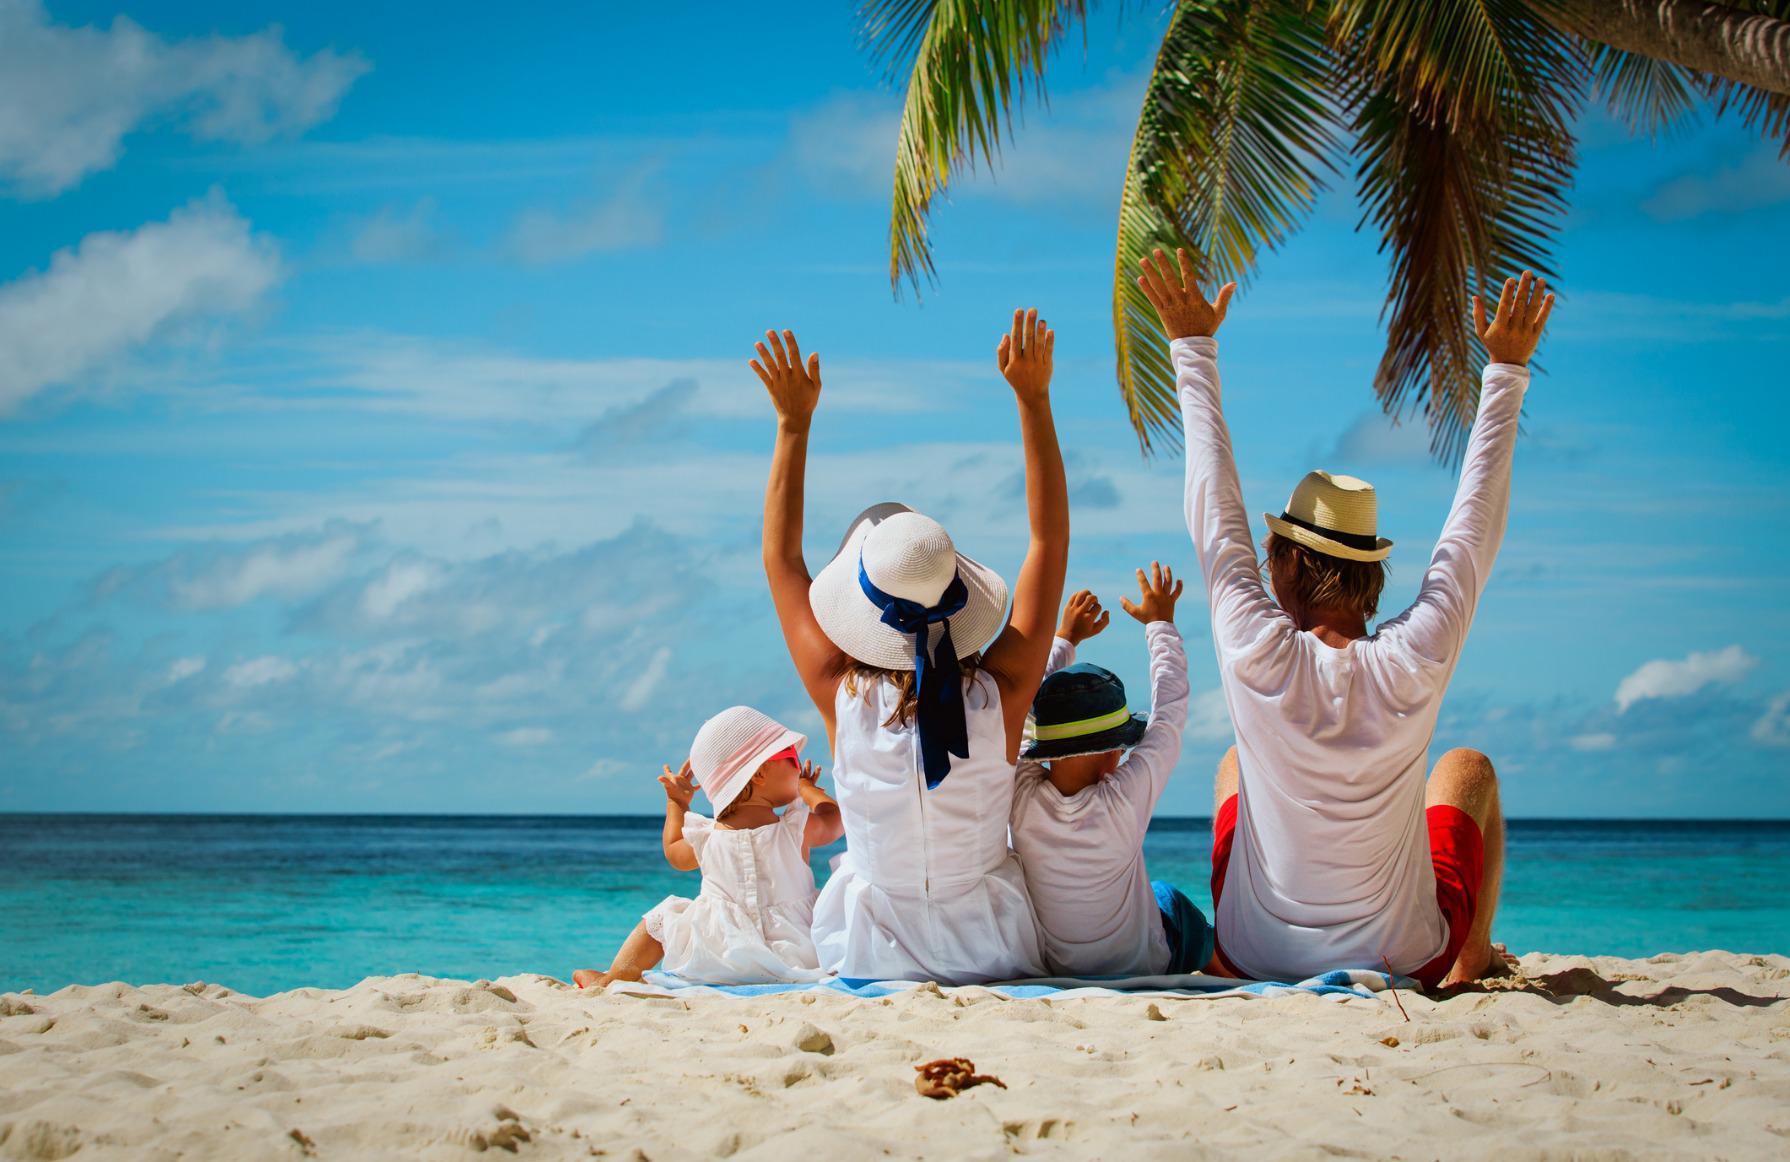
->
xmin=1136 ymin=248 xmax=1235 ymax=341
xmin=750 ymin=329 xmax=822 ymax=432
xmin=997 ymin=308 xmax=1053 ymax=405
xmin=658 ymin=760 xmax=697 ymax=809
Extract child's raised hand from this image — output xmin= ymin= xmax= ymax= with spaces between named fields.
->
xmin=1057 ymin=589 xmax=1110 ymax=645
xmin=1119 ymin=561 xmax=1184 ymax=625
xmin=750 ymin=328 xmax=822 ymax=431
xmin=799 ymin=760 xmax=823 ymax=785
xmin=996 ymin=308 xmax=1053 ymax=404
xmin=658 ymin=760 xmax=697 ymax=808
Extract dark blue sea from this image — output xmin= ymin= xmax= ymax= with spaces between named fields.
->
xmin=1 ymin=815 xmax=1784 ymax=996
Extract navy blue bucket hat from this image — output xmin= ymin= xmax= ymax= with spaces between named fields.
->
xmin=1022 ymin=662 xmax=1147 ymax=761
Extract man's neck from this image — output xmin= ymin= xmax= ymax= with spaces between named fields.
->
xmin=1294 ymin=608 xmax=1368 ymax=648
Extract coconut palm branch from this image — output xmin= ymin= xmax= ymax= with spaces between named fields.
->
xmin=1114 ymin=0 xmax=1341 ymax=452
xmin=865 ymin=0 xmax=1790 ymax=462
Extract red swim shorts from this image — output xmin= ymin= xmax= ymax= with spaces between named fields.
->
xmin=1211 ymin=795 xmax=1484 ymax=991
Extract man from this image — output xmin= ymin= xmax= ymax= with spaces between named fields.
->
xmin=1134 ymin=250 xmax=1553 ymax=989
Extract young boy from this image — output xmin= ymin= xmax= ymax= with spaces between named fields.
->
xmin=1010 ymin=562 xmax=1213 ymax=978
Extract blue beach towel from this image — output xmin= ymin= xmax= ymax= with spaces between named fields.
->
xmin=621 ymin=967 xmax=1416 ymax=1002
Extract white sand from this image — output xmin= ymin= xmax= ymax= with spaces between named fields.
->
xmin=3 ymin=951 xmax=1788 ymax=1159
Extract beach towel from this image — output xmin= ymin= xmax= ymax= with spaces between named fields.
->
xmin=616 ymin=967 xmax=1416 ymax=1002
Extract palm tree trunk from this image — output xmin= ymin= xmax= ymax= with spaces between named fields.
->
xmin=1540 ymin=0 xmax=1790 ymax=95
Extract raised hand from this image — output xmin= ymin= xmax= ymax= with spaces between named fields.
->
xmin=799 ymin=760 xmax=823 ymax=785
xmin=658 ymin=760 xmax=697 ymax=809
xmin=1474 ymin=270 xmax=1555 ymax=367
xmin=1136 ymin=248 xmax=1236 ymax=341
xmin=996 ymin=308 xmax=1053 ymax=404
xmin=1057 ymin=589 xmax=1110 ymax=645
xmin=750 ymin=328 xmax=822 ymax=432
xmin=1119 ymin=561 xmax=1184 ymax=625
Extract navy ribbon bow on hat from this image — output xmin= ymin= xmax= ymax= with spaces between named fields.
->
xmin=858 ymin=558 xmax=970 ymax=788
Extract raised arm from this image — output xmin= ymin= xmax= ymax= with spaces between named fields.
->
xmin=752 ymin=329 xmax=850 ymax=736
xmin=658 ymin=762 xmax=699 ymax=872
xmin=979 ymin=309 xmax=1070 ymax=759
xmin=1380 ymin=272 xmax=1554 ymax=666
xmin=796 ymin=759 xmax=844 ymax=852
xmin=1112 ymin=563 xmax=1190 ymax=834
xmin=1136 ymin=249 xmax=1286 ymax=658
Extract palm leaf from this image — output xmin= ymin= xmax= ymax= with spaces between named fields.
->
xmin=1112 ymin=0 xmax=1342 ymax=454
xmin=860 ymin=0 xmax=1090 ymax=295
xmin=1588 ymin=42 xmax=1700 ymax=136
xmin=1335 ymin=0 xmax=1580 ymax=463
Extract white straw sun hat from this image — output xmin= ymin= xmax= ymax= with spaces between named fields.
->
xmin=688 ymin=706 xmax=806 ymax=815
xmin=1262 ymin=470 xmax=1394 ymax=563
xmin=808 ymin=503 xmax=1009 ymax=671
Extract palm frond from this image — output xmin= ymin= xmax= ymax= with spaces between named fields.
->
xmin=1337 ymin=0 xmax=1580 ymax=463
xmin=1112 ymin=0 xmax=1342 ymax=454
xmin=861 ymin=0 xmax=1089 ymax=294
xmin=1588 ymin=42 xmax=1700 ymax=136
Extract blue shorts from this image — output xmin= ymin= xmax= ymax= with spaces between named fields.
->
xmin=1152 ymin=880 xmax=1215 ymax=976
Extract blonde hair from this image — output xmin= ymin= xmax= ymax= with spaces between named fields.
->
xmin=1261 ymin=533 xmax=1388 ymax=620
xmin=842 ymin=653 xmax=983 ymax=729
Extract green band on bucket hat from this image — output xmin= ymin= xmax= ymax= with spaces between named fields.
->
xmin=1031 ymin=705 xmax=1133 ymax=742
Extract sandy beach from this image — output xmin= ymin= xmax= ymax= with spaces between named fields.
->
xmin=1 ymin=951 xmax=1786 ymax=1159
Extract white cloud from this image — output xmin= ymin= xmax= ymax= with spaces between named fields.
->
xmin=1751 ymin=692 xmax=1790 ymax=748
xmin=506 ymin=167 xmax=664 ymax=264
xmin=224 ymin=655 xmax=298 ymax=689
xmin=0 ymin=193 xmax=281 ymax=414
xmin=1323 ymin=410 xmax=1435 ymax=469
xmin=358 ymin=559 xmax=441 ymax=620
xmin=1185 ymin=688 xmax=1233 ymax=742
xmin=1568 ymin=732 xmax=1617 ymax=752
xmin=1614 ymin=645 xmax=1757 ymax=713
xmin=347 ymin=199 xmax=440 ymax=264
xmin=621 ymin=647 xmax=673 ymax=713
xmin=1642 ymin=150 xmax=1790 ymax=222
xmin=497 ymin=726 xmax=554 ymax=747
xmin=165 ymin=657 xmax=206 ymax=684
xmin=0 ymin=0 xmax=368 ymax=197
xmin=172 ymin=529 xmax=358 ymax=610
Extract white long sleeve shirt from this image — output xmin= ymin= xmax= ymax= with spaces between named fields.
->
xmin=1010 ymin=622 xmax=1190 ymax=976
xmin=1176 ymin=336 xmax=1527 ymax=982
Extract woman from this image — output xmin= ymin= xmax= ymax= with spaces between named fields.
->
xmin=749 ymin=311 xmax=1068 ymax=983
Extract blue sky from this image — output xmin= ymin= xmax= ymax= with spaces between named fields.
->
xmin=2 ymin=0 xmax=1787 ymax=816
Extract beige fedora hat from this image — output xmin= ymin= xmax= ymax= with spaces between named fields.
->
xmin=1262 ymin=470 xmax=1394 ymax=563
xmin=809 ymin=503 xmax=1009 ymax=671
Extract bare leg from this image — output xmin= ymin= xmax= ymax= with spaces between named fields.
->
xmin=1202 ymin=747 xmax=1241 ymax=976
xmin=1424 ymin=748 xmax=1507 ymax=987
xmin=572 ymin=921 xmax=664 ymax=989
xmin=1214 ymin=745 xmax=1238 ymax=812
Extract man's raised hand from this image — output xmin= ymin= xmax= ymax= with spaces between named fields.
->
xmin=1057 ymin=589 xmax=1110 ymax=645
xmin=1474 ymin=271 xmax=1555 ymax=368
xmin=1136 ymin=248 xmax=1236 ymax=341
xmin=750 ymin=329 xmax=822 ymax=431
xmin=1119 ymin=561 xmax=1184 ymax=625
xmin=996 ymin=308 xmax=1053 ymax=404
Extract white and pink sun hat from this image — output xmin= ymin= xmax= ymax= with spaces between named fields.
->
xmin=688 ymin=706 xmax=807 ymax=814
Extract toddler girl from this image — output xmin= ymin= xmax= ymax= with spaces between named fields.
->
xmin=571 ymin=706 xmax=843 ymax=987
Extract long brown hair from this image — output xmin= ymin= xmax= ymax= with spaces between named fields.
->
xmin=1261 ymin=532 xmax=1388 ymax=620
xmin=842 ymin=653 xmax=984 ymax=729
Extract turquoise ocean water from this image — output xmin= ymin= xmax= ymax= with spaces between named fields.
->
xmin=1 ymin=815 xmax=1785 ymax=996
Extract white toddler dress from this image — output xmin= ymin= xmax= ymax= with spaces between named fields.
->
xmin=642 ymin=802 xmax=825 ymax=983
xmin=810 ymin=670 xmax=1046 ymax=983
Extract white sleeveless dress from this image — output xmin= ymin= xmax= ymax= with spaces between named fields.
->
xmin=810 ymin=670 xmax=1046 ymax=983
xmin=642 ymin=802 xmax=826 ymax=983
